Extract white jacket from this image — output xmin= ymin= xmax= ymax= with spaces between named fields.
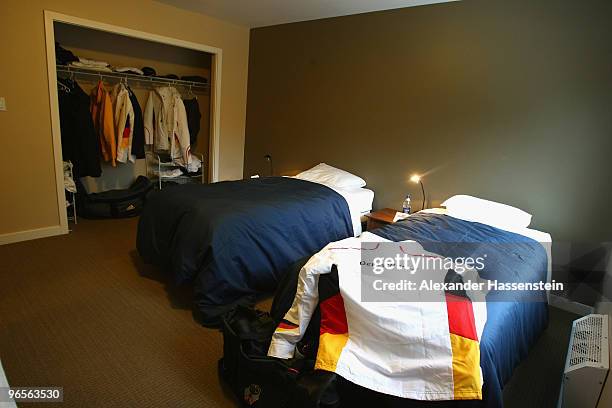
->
xmin=111 ymin=83 xmax=135 ymax=163
xmin=268 ymin=232 xmax=487 ymax=401
xmin=143 ymin=86 xmax=191 ymax=164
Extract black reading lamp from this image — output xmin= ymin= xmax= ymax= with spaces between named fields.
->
xmin=264 ymin=154 xmax=273 ymax=177
xmin=410 ymin=174 xmax=426 ymax=210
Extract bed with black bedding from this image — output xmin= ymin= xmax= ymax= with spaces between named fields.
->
xmin=136 ymin=176 xmax=354 ymax=325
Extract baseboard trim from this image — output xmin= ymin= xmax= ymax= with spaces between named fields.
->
xmin=549 ymin=293 xmax=594 ymax=316
xmin=0 ymin=225 xmax=68 ymax=245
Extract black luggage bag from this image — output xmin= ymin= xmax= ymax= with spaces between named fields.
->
xmin=77 ymin=175 xmax=153 ymax=219
xmin=218 ymin=305 xmax=337 ymax=408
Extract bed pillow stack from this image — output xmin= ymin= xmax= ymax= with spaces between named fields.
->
xmin=441 ymin=195 xmax=532 ymax=230
xmin=296 ymin=163 xmax=366 ymax=189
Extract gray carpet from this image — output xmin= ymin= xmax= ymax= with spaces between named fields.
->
xmin=503 ymin=307 xmax=577 ymax=408
xmin=0 ymin=218 xmax=577 ymax=407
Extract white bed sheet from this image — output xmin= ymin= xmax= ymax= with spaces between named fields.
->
xmin=330 ymin=186 xmax=374 ymax=237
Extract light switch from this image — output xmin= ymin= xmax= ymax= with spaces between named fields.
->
xmin=0 ymin=97 xmax=6 ymax=111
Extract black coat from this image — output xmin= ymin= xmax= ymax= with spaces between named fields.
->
xmin=183 ymin=98 xmax=201 ymax=146
xmin=58 ymin=79 xmax=101 ymax=178
xmin=128 ymin=87 xmax=145 ymax=159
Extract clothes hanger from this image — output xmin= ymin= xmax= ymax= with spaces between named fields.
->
xmin=127 ymin=78 xmax=134 ymax=94
xmin=188 ymin=84 xmax=197 ymax=100
xmin=57 ymin=79 xmax=71 ymax=93
xmin=58 ymin=74 xmax=73 ymax=91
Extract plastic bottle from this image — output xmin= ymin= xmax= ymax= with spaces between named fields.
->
xmin=402 ymin=194 xmax=411 ymax=214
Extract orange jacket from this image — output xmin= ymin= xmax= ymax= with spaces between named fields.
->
xmin=90 ymin=81 xmax=116 ymax=166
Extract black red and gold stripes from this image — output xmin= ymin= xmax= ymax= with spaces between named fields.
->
xmin=444 ymin=269 xmax=482 ymax=400
xmin=315 ymin=266 xmax=349 ymax=372
xmin=276 ymin=319 xmax=299 ymax=331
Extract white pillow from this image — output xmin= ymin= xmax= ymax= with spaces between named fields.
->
xmin=295 ymin=163 xmax=366 ymax=189
xmin=441 ymin=195 xmax=532 ymax=229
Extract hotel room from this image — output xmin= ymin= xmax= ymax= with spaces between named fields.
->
xmin=0 ymin=0 xmax=611 ymax=407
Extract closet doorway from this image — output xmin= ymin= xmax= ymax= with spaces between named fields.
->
xmin=44 ymin=11 xmax=222 ymax=233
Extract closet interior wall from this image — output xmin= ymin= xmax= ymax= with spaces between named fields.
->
xmin=54 ymin=22 xmax=212 ymax=192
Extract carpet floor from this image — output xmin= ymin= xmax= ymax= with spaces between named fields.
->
xmin=0 ymin=218 xmax=576 ymax=407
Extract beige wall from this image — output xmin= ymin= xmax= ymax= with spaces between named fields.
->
xmin=0 ymin=0 xmax=249 ymax=237
xmin=244 ymin=0 xmax=612 ymax=244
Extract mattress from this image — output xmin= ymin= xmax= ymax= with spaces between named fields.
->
xmin=331 ymin=186 xmax=375 ymax=236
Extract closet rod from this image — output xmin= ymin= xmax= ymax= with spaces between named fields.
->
xmin=56 ymin=65 xmax=209 ymax=90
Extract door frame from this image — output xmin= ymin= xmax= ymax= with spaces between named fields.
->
xmin=44 ymin=10 xmax=223 ymax=233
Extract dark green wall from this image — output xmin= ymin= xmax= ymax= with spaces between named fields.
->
xmin=244 ymin=0 xmax=612 ymax=243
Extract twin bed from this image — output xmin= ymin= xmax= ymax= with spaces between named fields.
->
xmin=136 ymin=164 xmax=552 ymax=407
xmin=137 ymin=164 xmax=374 ymax=324
xmin=370 ymin=210 xmax=551 ymax=407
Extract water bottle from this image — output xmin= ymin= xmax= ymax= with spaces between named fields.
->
xmin=402 ymin=194 xmax=411 ymax=214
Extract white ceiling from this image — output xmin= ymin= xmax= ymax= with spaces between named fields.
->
xmin=157 ymin=0 xmax=458 ymax=28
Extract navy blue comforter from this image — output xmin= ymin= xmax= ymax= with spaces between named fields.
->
xmin=137 ymin=177 xmax=353 ymax=324
xmin=372 ymin=213 xmax=549 ymax=408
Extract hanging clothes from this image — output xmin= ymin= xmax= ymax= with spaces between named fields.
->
xmin=111 ymin=83 xmax=135 ymax=163
xmin=57 ymin=78 xmax=101 ymax=178
xmin=143 ymin=86 xmax=191 ymax=164
xmin=63 ymin=161 xmax=77 ymax=194
xmin=90 ymin=81 xmax=117 ymax=166
xmin=182 ymin=98 xmax=201 ymax=147
xmin=128 ymin=87 xmax=145 ymax=159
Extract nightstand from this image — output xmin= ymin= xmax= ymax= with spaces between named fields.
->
xmin=365 ymin=208 xmax=402 ymax=231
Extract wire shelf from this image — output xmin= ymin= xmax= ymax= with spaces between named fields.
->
xmin=56 ymin=65 xmax=209 ymax=92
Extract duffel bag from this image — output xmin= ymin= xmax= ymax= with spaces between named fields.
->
xmin=77 ymin=176 xmax=153 ymax=219
xmin=218 ymin=306 xmax=338 ymax=408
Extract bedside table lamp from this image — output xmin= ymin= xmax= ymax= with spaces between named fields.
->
xmin=410 ymin=174 xmax=426 ymax=210
xmin=264 ymin=154 xmax=273 ymax=177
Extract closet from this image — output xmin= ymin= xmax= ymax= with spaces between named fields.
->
xmin=53 ymin=22 xmax=213 ymax=204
